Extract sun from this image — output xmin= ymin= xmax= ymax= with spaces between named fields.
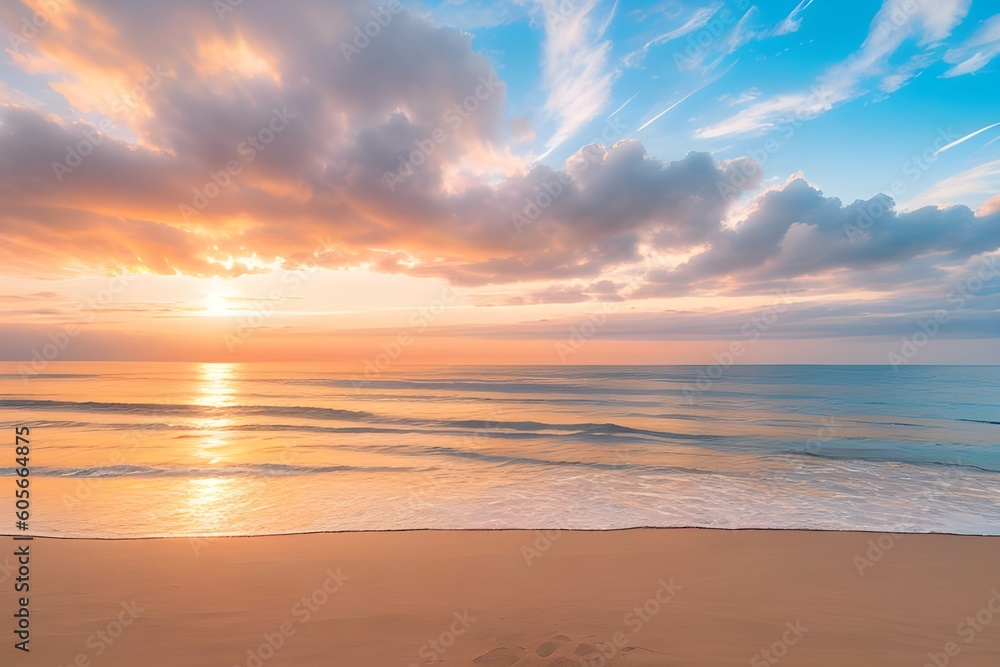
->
xmin=202 ymin=291 xmax=233 ymax=317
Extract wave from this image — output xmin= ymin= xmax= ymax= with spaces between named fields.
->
xmin=0 ymin=462 xmax=430 ymax=478
xmin=0 ymin=373 xmax=100 ymax=379
xmin=3 ymin=393 xmax=999 ymax=474
xmin=0 ymin=398 xmax=377 ymax=421
xmin=0 ymin=398 xmax=708 ymax=440
xmin=280 ymin=378 xmax=688 ymax=396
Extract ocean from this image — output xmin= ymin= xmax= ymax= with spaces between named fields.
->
xmin=1 ymin=363 xmax=998 ymax=537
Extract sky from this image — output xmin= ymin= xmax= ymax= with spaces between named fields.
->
xmin=0 ymin=0 xmax=999 ymax=366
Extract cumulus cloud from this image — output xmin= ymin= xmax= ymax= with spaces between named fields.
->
xmin=0 ymin=0 xmax=781 ymax=288
xmin=0 ymin=0 xmax=996 ymax=311
xmin=638 ymin=178 xmax=1000 ymax=296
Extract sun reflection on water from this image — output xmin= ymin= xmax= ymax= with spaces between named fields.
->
xmin=184 ymin=477 xmax=238 ymax=533
xmin=194 ymin=363 xmax=238 ymax=463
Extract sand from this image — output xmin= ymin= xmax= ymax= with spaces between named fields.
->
xmin=2 ymin=529 xmax=999 ymax=666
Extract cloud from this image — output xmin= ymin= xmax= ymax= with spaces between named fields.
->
xmin=979 ymin=194 xmax=1000 ymax=216
xmin=0 ymin=80 xmax=42 ymax=108
xmin=724 ymin=0 xmax=816 ymax=52
xmin=0 ymin=0 xmax=766 ymax=286
xmin=0 ymin=0 xmax=995 ymax=312
xmin=622 ymin=3 xmax=721 ymax=68
xmin=667 ymin=1 xmax=817 ymax=74
xmin=428 ymin=0 xmax=530 ymax=29
xmin=620 ymin=0 xmax=816 ymax=74
xmin=311 ymin=289 xmax=1000 ymax=341
xmin=510 ymin=115 xmax=536 ymax=143
xmin=772 ymin=0 xmax=815 ymax=36
xmin=942 ymin=12 xmax=1000 ymax=77
xmin=719 ymin=86 xmax=761 ymax=106
xmin=476 ymin=280 xmax=625 ymax=306
xmin=637 ymin=177 xmax=1000 ymax=296
xmin=696 ymin=0 xmax=971 ymax=138
xmin=905 ymin=159 xmax=1000 ymax=209
xmin=535 ymin=0 xmax=616 ymax=157
xmin=0 ymin=292 xmax=59 ymax=302
xmin=627 ymin=1 xmax=685 ymax=24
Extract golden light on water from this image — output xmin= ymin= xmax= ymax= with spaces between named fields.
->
xmin=195 ymin=363 xmax=237 ymax=406
xmin=184 ymin=364 xmax=241 ymax=530
xmin=193 ymin=363 xmax=237 ymax=463
xmin=184 ymin=477 xmax=238 ymax=533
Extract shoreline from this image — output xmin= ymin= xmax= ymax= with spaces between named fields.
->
xmin=4 ymin=524 xmax=999 ymax=540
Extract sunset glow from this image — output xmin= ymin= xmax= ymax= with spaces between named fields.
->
xmin=0 ymin=0 xmax=998 ymax=366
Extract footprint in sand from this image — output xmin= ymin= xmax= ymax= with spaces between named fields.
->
xmin=534 ymin=640 xmax=560 ymax=657
xmin=474 ymin=634 xmax=616 ymax=666
xmin=548 ymin=658 xmax=583 ymax=667
xmin=473 ymin=646 xmax=526 ymax=667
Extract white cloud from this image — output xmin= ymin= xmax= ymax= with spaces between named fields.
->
xmin=720 ymin=86 xmax=762 ymax=106
xmin=695 ymin=0 xmax=971 ymax=139
xmin=904 ymin=158 xmax=1000 ymax=210
xmin=694 ymin=86 xmax=838 ymax=139
xmin=536 ymin=0 xmax=616 ymax=158
xmin=942 ymin=13 xmax=1000 ymax=77
xmin=772 ymin=0 xmax=815 ymax=36
xmin=622 ymin=3 xmax=721 ymax=68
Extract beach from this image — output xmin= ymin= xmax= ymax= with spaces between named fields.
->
xmin=4 ymin=528 xmax=999 ymax=666
xmin=2 ymin=0 xmax=998 ymax=663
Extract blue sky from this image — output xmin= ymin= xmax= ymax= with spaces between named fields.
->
xmin=431 ymin=0 xmax=1000 ymax=209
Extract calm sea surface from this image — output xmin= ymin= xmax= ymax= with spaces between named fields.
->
xmin=1 ymin=363 xmax=998 ymax=537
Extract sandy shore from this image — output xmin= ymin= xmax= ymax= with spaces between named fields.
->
xmin=2 ymin=529 xmax=999 ymax=666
